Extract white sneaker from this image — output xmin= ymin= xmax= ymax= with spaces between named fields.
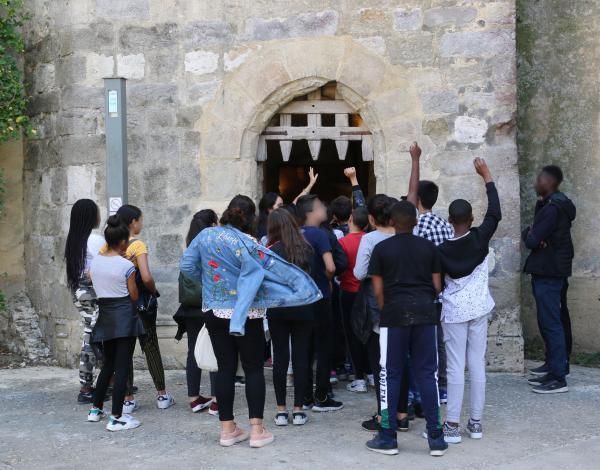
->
xmin=156 ymin=393 xmax=175 ymax=409
xmin=367 ymin=374 xmax=375 ymax=387
xmin=122 ymin=399 xmax=139 ymax=414
xmin=274 ymin=411 xmax=289 ymax=426
xmin=87 ymin=407 xmax=105 ymax=422
xmin=346 ymin=379 xmax=368 ymax=393
xmin=292 ymin=412 xmax=308 ymax=426
xmin=106 ymin=414 xmax=141 ymax=431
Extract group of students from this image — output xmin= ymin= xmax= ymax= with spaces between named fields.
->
xmin=63 ymin=140 xmax=575 ymax=456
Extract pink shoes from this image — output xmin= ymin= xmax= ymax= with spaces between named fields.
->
xmin=219 ymin=426 xmax=249 ymax=447
xmin=249 ymin=427 xmax=274 ymax=448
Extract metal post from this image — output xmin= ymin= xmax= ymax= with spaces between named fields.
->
xmin=103 ymin=77 xmax=128 ymax=215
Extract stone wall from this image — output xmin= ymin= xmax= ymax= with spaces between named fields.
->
xmin=20 ymin=0 xmax=522 ymax=370
xmin=517 ymin=0 xmax=600 ymax=353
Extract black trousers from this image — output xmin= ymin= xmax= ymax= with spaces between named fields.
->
xmin=366 ymin=330 xmax=408 ymax=415
xmin=331 ymin=284 xmax=347 ymax=370
xmin=185 ymin=316 xmax=217 ymax=397
xmin=93 ymin=336 xmax=136 ymax=417
xmin=537 ymin=278 xmax=572 ymax=365
xmin=340 ymin=290 xmax=370 ymax=378
xmin=305 ymin=298 xmax=333 ymax=402
xmin=205 ymin=313 xmax=266 ymax=421
xmin=269 ymin=317 xmax=313 ymax=408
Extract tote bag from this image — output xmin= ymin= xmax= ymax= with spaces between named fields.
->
xmin=194 ymin=325 xmax=218 ymax=372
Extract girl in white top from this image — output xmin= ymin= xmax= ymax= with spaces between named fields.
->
xmin=64 ymin=199 xmax=104 ymax=403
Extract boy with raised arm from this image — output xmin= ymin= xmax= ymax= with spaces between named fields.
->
xmin=437 ymin=158 xmax=501 ymax=443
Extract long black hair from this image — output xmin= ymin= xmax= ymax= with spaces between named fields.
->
xmin=116 ymin=204 xmax=142 ymax=228
xmin=64 ymin=199 xmax=100 ymax=291
xmin=220 ymin=195 xmax=256 ymax=235
xmin=186 ymin=209 xmax=218 ymax=247
xmin=267 ymin=209 xmax=313 ymax=273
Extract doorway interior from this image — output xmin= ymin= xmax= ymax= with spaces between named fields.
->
xmin=258 ymin=82 xmax=375 ymax=203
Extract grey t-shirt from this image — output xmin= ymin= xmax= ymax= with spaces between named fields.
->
xmin=353 ymin=229 xmax=395 ymax=281
xmin=90 ymin=255 xmax=135 ymax=298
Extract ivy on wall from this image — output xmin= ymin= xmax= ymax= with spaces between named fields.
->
xmin=0 ymin=0 xmax=33 ymax=143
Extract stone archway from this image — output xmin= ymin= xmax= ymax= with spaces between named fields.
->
xmin=197 ymin=36 xmax=423 ymax=208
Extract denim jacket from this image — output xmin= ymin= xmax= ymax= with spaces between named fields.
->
xmin=179 ymin=225 xmax=322 ymax=336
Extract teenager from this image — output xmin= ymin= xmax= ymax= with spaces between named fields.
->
xmin=339 ymin=207 xmax=371 ymax=393
xmin=87 ymin=216 xmax=144 ymax=431
xmin=257 ymin=192 xmax=283 ymax=241
xmin=65 ymin=199 xmax=106 ymax=404
xmin=330 ymin=195 xmax=353 ymax=237
xmin=180 ymin=195 xmax=321 ymax=448
xmin=437 ymin=158 xmax=501 ymax=443
xmin=523 ymin=165 xmax=576 ymax=393
xmin=267 ymin=209 xmax=315 ymax=426
xmin=414 ymin=180 xmax=455 ymax=404
xmin=173 ymin=210 xmax=219 ymax=414
xmin=102 ymin=205 xmax=174 ymax=412
xmin=296 ymin=194 xmax=344 ymax=412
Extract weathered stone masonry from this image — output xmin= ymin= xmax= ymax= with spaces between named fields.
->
xmin=11 ymin=0 xmax=526 ymax=370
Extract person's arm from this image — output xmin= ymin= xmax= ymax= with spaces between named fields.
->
xmin=344 ymin=167 xmax=366 ymax=208
xmin=474 ymin=158 xmax=502 ymax=241
xmin=323 ymin=252 xmax=336 ymax=279
xmin=432 ymin=245 xmax=442 ymax=295
xmin=371 ymin=275 xmax=384 ymax=311
xmin=524 ymin=204 xmax=558 ymax=250
xmin=432 ymin=272 xmax=442 ymax=295
xmin=293 ymin=167 xmax=319 ymax=204
xmin=406 ymin=142 xmax=421 ymax=206
xmin=353 ymin=237 xmax=371 ymax=280
xmin=127 ymin=269 xmax=139 ymax=301
xmin=136 ymin=253 xmax=157 ymax=294
xmin=180 ymin=237 xmax=203 ymax=282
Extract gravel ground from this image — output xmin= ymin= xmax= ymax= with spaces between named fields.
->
xmin=1 ymin=362 xmax=600 ymax=469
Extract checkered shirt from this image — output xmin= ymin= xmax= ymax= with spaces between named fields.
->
xmin=416 ymin=211 xmax=454 ymax=246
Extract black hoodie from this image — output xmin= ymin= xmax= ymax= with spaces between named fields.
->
xmin=523 ymin=191 xmax=576 ymax=278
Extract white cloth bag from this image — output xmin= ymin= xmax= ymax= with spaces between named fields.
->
xmin=194 ymin=325 xmax=218 ymax=372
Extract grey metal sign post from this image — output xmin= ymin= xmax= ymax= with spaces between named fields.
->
xmin=103 ymin=77 xmax=128 ymax=215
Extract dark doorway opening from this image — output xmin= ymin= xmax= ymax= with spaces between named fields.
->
xmin=262 ymin=140 xmax=374 ymax=204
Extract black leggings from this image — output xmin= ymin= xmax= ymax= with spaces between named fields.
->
xmin=305 ymin=298 xmax=333 ymax=402
xmin=269 ymin=317 xmax=313 ymax=408
xmin=366 ymin=331 xmax=408 ymax=415
xmin=185 ymin=316 xmax=217 ymax=397
xmin=93 ymin=336 xmax=136 ymax=417
xmin=205 ymin=313 xmax=266 ymax=421
xmin=341 ymin=290 xmax=370 ymax=378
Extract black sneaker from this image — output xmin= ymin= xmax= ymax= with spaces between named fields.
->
xmin=312 ymin=397 xmax=343 ymax=412
xmin=78 ymin=389 xmax=110 ymax=404
xmin=532 ymin=379 xmax=568 ymax=394
xmin=527 ymin=373 xmax=553 ymax=386
xmin=398 ymin=417 xmax=409 ymax=432
xmin=362 ymin=415 xmax=380 ymax=432
xmin=366 ymin=433 xmax=398 ymax=455
xmin=428 ymin=430 xmax=448 ymax=457
xmin=529 ymin=363 xmax=549 ymax=376
xmin=407 ymin=402 xmax=416 ymax=420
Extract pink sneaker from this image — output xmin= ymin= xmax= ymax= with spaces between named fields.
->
xmin=249 ymin=427 xmax=274 ymax=448
xmin=219 ymin=426 xmax=249 ymax=447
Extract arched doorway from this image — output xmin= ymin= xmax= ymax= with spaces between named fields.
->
xmin=257 ymin=81 xmax=376 ymax=203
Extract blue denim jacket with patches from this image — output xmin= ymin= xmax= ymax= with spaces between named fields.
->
xmin=179 ymin=225 xmax=322 ymax=336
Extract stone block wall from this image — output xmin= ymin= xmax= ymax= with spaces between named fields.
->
xmin=517 ymin=0 xmax=600 ymax=353
xmin=20 ymin=0 xmax=522 ymax=370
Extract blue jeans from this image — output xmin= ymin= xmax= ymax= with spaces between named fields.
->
xmin=531 ymin=276 xmax=568 ymax=381
xmin=379 ymin=325 xmax=441 ymax=439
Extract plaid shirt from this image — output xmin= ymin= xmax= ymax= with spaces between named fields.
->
xmin=416 ymin=211 xmax=454 ymax=246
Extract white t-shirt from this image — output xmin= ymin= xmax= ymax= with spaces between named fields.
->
xmin=441 ymin=254 xmax=495 ymax=324
xmin=85 ymin=233 xmax=105 ymax=273
xmin=90 ymin=254 xmax=136 ymax=298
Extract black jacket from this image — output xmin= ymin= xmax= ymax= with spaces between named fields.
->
xmin=523 ymin=191 xmax=576 ymax=278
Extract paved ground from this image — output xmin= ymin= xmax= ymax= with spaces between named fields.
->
xmin=1 ymin=362 xmax=600 ymax=469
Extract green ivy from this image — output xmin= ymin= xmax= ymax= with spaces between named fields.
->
xmin=0 ymin=0 xmax=33 ymax=143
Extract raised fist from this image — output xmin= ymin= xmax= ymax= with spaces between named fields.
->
xmin=409 ymin=142 xmax=421 ymax=160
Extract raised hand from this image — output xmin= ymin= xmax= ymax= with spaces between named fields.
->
xmin=409 ymin=141 xmax=422 ymax=160
xmin=474 ymin=157 xmax=493 ymax=183
xmin=344 ymin=166 xmax=358 ymax=185
xmin=307 ymin=167 xmax=319 ymax=189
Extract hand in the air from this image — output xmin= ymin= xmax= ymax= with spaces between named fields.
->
xmin=344 ymin=167 xmax=358 ymax=185
xmin=307 ymin=167 xmax=319 ymax=188
xmin=409 ymin=142 xmax=421 ymax=160
xmin=474 ymin=157 xmax=493 ymax=183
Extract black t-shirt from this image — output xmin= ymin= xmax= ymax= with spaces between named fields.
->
xmin=368 ymin=233 xmax=441 ymax=327
xmin=266 ymin=241 xmax=314 ymax=321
